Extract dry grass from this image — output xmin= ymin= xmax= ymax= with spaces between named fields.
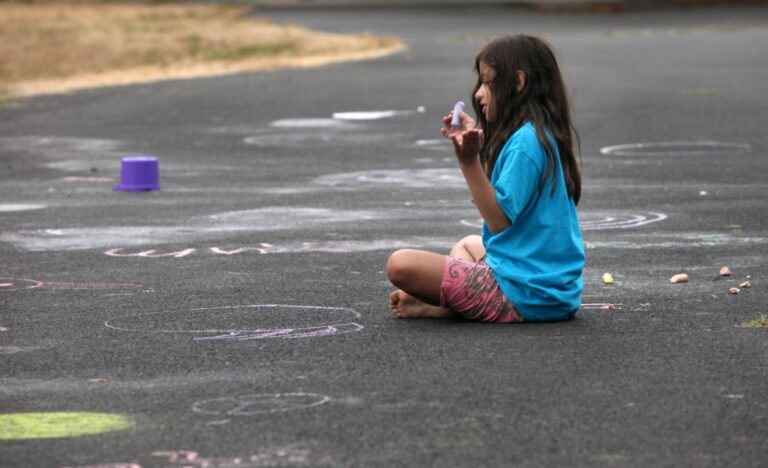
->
xmin=0 ymin=1 xmax=403 ymax=97
xmin=738 ymin=314 xmax=768 ymax=329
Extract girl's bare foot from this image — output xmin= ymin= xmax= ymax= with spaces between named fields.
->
xmin=388 ymin=290 xmax=457 ymax=319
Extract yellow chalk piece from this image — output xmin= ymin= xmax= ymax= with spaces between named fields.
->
xmin=602 ymin=273 xmax=614 ymax=284
xmin=0 ymin=412 xmax=134 ymax=440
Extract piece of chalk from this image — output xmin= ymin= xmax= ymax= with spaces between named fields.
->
xmin=451 ymin=101 xmax=465 ymax=126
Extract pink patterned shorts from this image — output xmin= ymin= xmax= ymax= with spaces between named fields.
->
xmin=439 ymin=256 xmax=524 ymax=323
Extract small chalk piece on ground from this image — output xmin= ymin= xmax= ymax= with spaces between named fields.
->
xmin=602 ymin=273 xmax=614 ymax=284
xmin=87 ymin=378 xmax=107 ymax=384
xmin=451 ymin=101 xmax=465 ymax=126
xmin=739 ymin=281 xmax=751 ymax=288
xmin=670 ymin=273 xmax=689 ymax=283
xmin=206 ymin=419 xmax=231 ymax=426
xmin=719 ymin=266 xmax=732 ymax=276
xmin=729 ymin=287 xmax=741 ymax=295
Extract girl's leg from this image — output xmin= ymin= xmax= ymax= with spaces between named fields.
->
xmin=386 ymin=235 xmax=485 ymax=319
xmin=387 ymin=249 xmax=447 ymax=317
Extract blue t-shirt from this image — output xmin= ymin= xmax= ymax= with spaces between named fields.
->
xmin=482 ymin=122 xmax=585 ymax=322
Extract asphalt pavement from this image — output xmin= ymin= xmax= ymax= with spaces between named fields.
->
xmin=1 ymin=5 xmax=767 ymax=467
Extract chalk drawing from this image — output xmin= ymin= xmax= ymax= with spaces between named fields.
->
xmin=461 ymin=212 xmax=668 ymax=231
xmin=243 ymin=132 xmax=329 ymax=146
xmin=582 ymin=303 xmax=623 ymax=310
xmin=62 ymin=464 xmax=140 ymax=468
xmin=314 ymin=168 xmax=465 ymax=189
xmin=0 ymin=346 xmax=44 ymax=355
xmin=209 ymin=207 xmax=379 ymax=227
xmin=195 ymin=323 xmax=364 ymax=341
xmin=582 ymin=303 xmax=653 ymax=311
xmin=600 ymin=141 xmax=751 ymax=157
xmin=192 ymin=392 xmax=331 ymax=416
xmin=332 ymin=109 xmax=420 ymax=120
xmin=0 ymin=278 xmax=142 ymax=291
xmin=458 ymin=219 xmax=481 ymax=229
xmin=104 ymin=304 xmax=363 ymax=342
xmin=0 ymin=136 xmax=125 ymax=160
xmin=44 ymin=281 xmax=143 ymax=290
xmin=0 ymin=326 xmax=7 ymax=332
xmin=579 ymin=212 xmax=668 ymax=230
xmin=584 ymin=232 xmax=767 ymax=249
xmin=64 ymin=448 xmax=320 ymax=468
xmin=0 ymin=278 xmax=44 ymax=291
xmin=104 ymin=248 xmax=196 ymax=258
xmin=0 ymin=227 xmax=209 ymax=251
xmin=0 ymin=207 xmax=388 ymax=251
xmin=0 ymin=204 xmax=46 ymax=212
xmin=103 ymin=238 xmax=456 ymax=258
xmin=250 ymin=113 xmax=400 ymax=147
xmin=0 ymin=136 xmax=129 ymax=175
xmin=210 ymin=245 xmax=272 ymax=255
xmin=243 ymin=130 xmax=405 ymax=147
xmin=415 ymin=139 xmax=444 ymax=146
xmin=269 ymin=118 xmax=356 ymax=129
xmin=415 ymin=139 xmax=450 ymax=152
xmin=60 ymin=176 xmax=113 ymax=183
xmin=0 ymin=412 xmax=134 ymax=440
xmin=1 ymin=207 xmax=394 ymax=252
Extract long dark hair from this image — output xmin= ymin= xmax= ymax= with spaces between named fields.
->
xmin=472 ymin=34 xmax=581 ymax=205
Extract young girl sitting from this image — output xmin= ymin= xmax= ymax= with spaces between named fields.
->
xmin=387 ymin=34 xmax=585 ymax=323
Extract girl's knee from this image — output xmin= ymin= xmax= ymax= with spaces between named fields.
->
xmin=460 ymin=234 xmax=482 ymax=243
xmin=386 ymin=249 xmax=417 ymax=286
xmin=457 ymin=234 xmax=482 ymax=250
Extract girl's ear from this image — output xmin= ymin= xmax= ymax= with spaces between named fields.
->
xmin=516 ymin=70 xmax=526 ymax=92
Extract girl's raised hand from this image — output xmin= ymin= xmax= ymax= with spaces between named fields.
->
xmin=440 ymin=111 xmax=482 ymax=166
xmin=448 ymin=128 xmax=484 ymax=166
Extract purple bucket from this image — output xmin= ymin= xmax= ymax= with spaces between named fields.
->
xmin=114 ymin=156 xmax=160 ymax=192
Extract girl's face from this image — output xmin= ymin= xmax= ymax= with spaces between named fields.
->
xmin=475 ymin=61 xmax=496 ymax=122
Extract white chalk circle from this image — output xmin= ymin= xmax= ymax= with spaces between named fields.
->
xmin=460 ymin=211 xmax=668 ymax=230
xmin=104 ymin=304 xmax=363 ymax=341
xmin=314 ymin=168 xmax=465 ymax=189
xmin=0 ymin=204 xmax=46 ymax=213
xmin=600 ymin=141 xmax=751 ymax=157
xmin=193 ymin=392 xmax=331 ymax=416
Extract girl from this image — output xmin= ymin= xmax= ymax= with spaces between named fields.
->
xmin=387 ymin=34 xmax=585 ymax=323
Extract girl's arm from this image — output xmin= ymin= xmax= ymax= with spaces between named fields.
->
xmin=440 ymin=118 xmax=511 ymax=234
xmin=459 ymin=154 xmax=511 ymax=234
